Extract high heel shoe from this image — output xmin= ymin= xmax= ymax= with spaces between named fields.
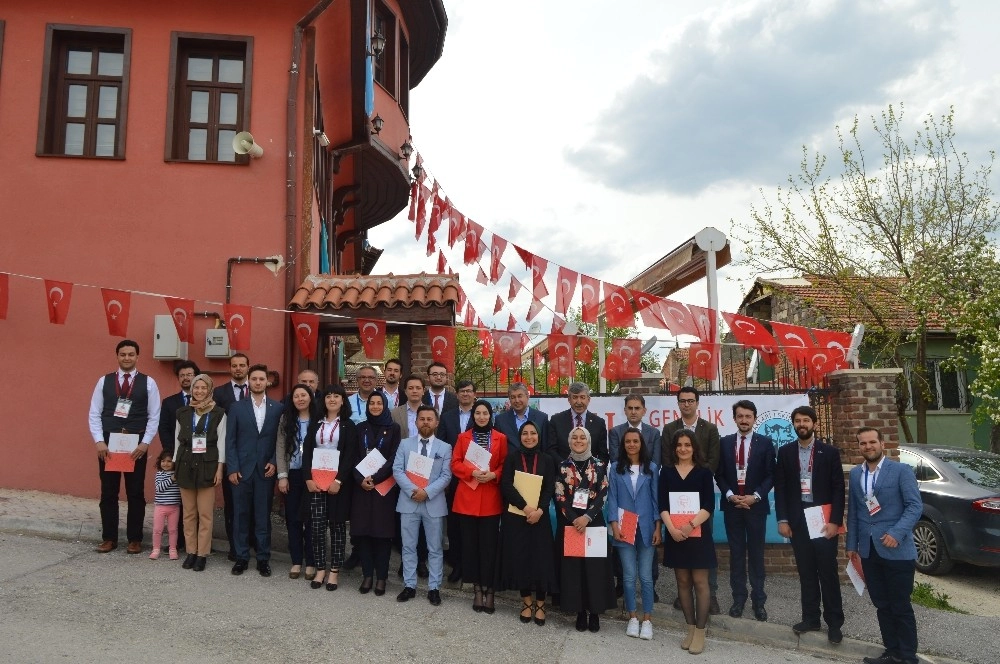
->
xmin=373 ymin=579 xmax=386 ymax=596
xmin=533 ymin=602 xmax=546 ymax=626
xmin=359 ymin=576 xmax=373 ymax=594
xmin=472 ymin=586 xmax=484 ymax=613
xmin=304 ymin=566 xmax=317 ymax=581
xmin=326 ymin=570 xmax=339 ymax=591
xmin=288 ymin=565 xmax=301 ymax=579
xmin=520 ymin=599 xmax=534 ymax=624
xmin=311 ymin=571 xmax=326 ymax=590
xmin=483 ymin=589 xmax=495 ymax=615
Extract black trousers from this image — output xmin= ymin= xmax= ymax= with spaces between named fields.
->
xmin=357 ymin=535 xmax=393 ymax=581
xmin=223 ymin=464 xmax=255 ymax=553
xmin=98 ymin=454 xmax=148 ymax=543
xmin=862 ymin=543 xmax=918 ymax=664
xmin=789 ymin=519 xmax=843 ymax=628
xmin=445 ymin=476 xmax=463 ymax=570
xmin=458 ymin=514 xmax=499 ymax=586
xmin=723 ymin=507 xmax=768 ymax=607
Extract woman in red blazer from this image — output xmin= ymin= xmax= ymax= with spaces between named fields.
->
xmin=451 ymin=399 xmax=508 ymax=614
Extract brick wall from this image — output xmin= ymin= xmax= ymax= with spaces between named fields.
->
xmin=828 ymin=368 xmax=903 ymax=463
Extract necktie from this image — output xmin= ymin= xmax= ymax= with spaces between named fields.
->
xmin=238 ymin=384 xmax=246 ymax=400
xmin=575 ymin=413 xmax=583 ymax=428
xmin=184 ymin=393 xmax=190 ymax=406
xmin=420 ymin=439 xmax=429 ymax=457
xmin=121 ymin=373 xmax=131 ymax=394
xmin=738 ymin=435 xmax=746 ymax=495
xmin=433 ymin=393 xmax=441 ymax=413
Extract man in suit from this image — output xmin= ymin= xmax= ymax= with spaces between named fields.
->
xmin=392 ymin=374 xmax=426 ymax=438
xmin=225 ymin=364 xmax=282 ymax=577
xmin=546 ymin=381 xmax=608 ymax=463
xmin=422 ymin=361 xmax=458 ymax=416
xmin=394 ymin=405 xmax=453 ymax=606
xmin=775 ymin=405 xmax=845 ymax=644
xmin=381 ymin=358 xmax=403 ymax=409
xmin=157 ymin=360 xmax=200 ymax=552
xmin=493 ymin=381 xmax=549 ymax=452
xmin=213 ymin=352 xmax=251 ymax=560
xmin=349 ymin=365 xmax=379 ymax=424
xmin=716 ymin=399 xmax=776 ymax=621
xmin=88 ymin=339 xmax=161 ymax=554
xmin=848 ymin=427 xmax=922 ymax=664
xmin=662 ymin=386 xmax=721 ymax=613
xmin=436 ymin=379 xmax=477 ymax=582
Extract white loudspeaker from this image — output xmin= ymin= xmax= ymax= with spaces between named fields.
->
xmin=233 ymin=131 xmax=264 ymax=158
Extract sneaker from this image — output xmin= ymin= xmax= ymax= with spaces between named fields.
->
xmin=626 ymin=617 xmax=640 ymax=638
xmin=148 ymin=549 xmax=160 ymax=560
xmin=169 ymin=548 xmax=179 ymax=560
xmin=639 ymin=620 xmax=653 ymax=640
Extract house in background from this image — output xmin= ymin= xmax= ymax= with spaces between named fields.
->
xmin=0 ymin=0 xmax=447 ymax=496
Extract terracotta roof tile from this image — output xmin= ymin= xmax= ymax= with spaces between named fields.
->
xmin=289 ymin=273 xmax=461 ymax=311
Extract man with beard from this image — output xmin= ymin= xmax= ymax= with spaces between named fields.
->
xmin=848 ymin=428 xmax=922 ymax=664
xmin=213 ymin=353 xmax=251 ymax=560
xmin=349 ymin=365 xmax=379 ymax=424
xmin=774 ymin=405 xmax=845 ymax=645
xmin=422 ymin=361 xmax=458 ymax=415
xmin=381 ymin=358 xmax=403 ymax=409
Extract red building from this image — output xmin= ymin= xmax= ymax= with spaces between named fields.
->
xmin=0 ymin=0 xmax=447 ymax=496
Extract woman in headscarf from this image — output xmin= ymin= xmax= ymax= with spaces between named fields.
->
xmin=499 ymin=420 xmax=557 ymax=626
xmin=350 ymin=391 xmax=401 ymax=596
xmin=276 ymin=383 xmax=317 ymax=580
xmin=450 ymin=400 xmax=508 ymax=613
xmin=554 ymin=425 xmax=616 ymax=633
xmin=173 ymin=374 xmax=226 ymax=572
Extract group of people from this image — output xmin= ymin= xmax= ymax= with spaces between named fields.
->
xmin=90 ymin=341 xmax=923 ymax=662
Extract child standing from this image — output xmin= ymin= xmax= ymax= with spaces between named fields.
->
xmin=151 ymin=451 xmax=182 ymax=560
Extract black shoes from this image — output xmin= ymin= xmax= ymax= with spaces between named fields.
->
xmin=752 ymin=605 xmax=768 ymax=622
xmin=709 ymin=596 xmax=721 ymax=615
xmin=792 ymin=621 xmax=822 ymax=635
xmin=863 ymin=654 xmax=902 ymax=664
xmin=427 ymin=589 xmax=441 ymax=606
xmin=575 ymin=612 xmax=588 ymax=632
xmin=193 ymin=556 xmax=207 ymax=572
xmin=588 ymin=612 xmax=600 ymax=633
xmin=728 ymin=603 xmax=744 ymax=618
xmin=359 ymin=577 xmax=373 ymax=594
xmin=397 ymin=587 xmax=416 ymax=602
xmin=182 ymin=554 xmax=197 ymax=569
xmin=374 ymin=580 xmax=386 ymax=596
xmin=257 ymin=561 xmax=272 ymax=577
xmin=828 ymin=626 xmax=843 ymax=644
xmin=231 ymin=559 xmax=249 ymax=575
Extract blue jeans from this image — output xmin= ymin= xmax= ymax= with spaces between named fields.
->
xmin=617 ymin=536 xmax=655 ymax=614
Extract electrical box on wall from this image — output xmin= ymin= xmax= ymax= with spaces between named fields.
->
xmin=153 ymin=315 xmax=188 ymax=360
xmin=205 ymin=328 xmax=231 ymax=358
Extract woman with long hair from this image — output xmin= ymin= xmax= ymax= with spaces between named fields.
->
xmin=450 ymin=400 xmax=508 ymax=613
xmin=659 ymin=429 xmax=716 ymax=654
xmin=302 ymin=384 xmax=357 ymax=591
xmin=276 ymin=383 xmax=317 ymax=580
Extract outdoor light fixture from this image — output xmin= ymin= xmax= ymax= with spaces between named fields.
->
xmin=400 ymin=140 xmax=413 ymax=159
xmin=368 ymin=30 xmax=386 ymax=58
xmin=371 ymin=114 xmax=384 ymax=135
xmin=411 ymin=163 xmax=424 ymax=180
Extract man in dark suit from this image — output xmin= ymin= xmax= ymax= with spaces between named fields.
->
xmin=157 ymin=360 xmax=200 ymax=552
xmin=213 ymin=352 xmax=250 ymax=560
xmin=422 ymin=361 xmax=458 ymax=416
xmin=493 ymin=381 xmax=549 ymax=452
xmin=436 ymin=379 xmax=477 ymax=582
xmin=546 ymin=381 xmax=608 ymax=463
xmin=662 ymin=386 xmax=721 ymax=613
xmin=775 ymin=405 xmax=845 ymax=644
xmin=225 ymin=364 xmax=282 ymax=577
xmin=716 ymin=399 xmax=776 ymax=621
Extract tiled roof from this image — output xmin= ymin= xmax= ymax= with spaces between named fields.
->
xmin=289 ymin=273 xmax=460 ymax=310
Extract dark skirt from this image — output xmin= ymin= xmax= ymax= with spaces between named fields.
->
xmin=555 ymin=520 xmax=616 ymax=613
xmin=498 ymin=510 xmax=557 ymax=594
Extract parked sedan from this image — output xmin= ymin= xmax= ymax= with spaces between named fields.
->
xmin=897 ymin=446 xmax=1000 ymax=575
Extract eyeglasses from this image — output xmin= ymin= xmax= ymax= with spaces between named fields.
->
xmin=429 ymin=372 xmax=447 ymax=377
xmin=678 ymin=399 xmax=697 ymax=404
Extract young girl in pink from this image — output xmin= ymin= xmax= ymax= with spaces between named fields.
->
xmin=150 ymin=451 xmax=181 ymax=560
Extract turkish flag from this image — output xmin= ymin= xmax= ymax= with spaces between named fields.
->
xmin=631 ymin=290 xmax=671 ymax=330
xmin=657 ymin=299 xmax=700 ymax=338
xmin=357 ymin=318 xmax=387 ymax=359
xmin=164 ymin=297 xmax=194 ymax=343
xmin=478 ymin=327 xmax=492 ymax=358
xmin=490 ymin=235 xmax=507 ymax=283
xmin=803 ymin=347 xmax=838 ymax=385
xmin=436 ymin=250 xmax=446 ymax=274
xmin=426 ymin=227 xmax=437 ymax=257
xmin=101 ymin=288 xmax=131 ymax=337
xmin=580 ymin=275 xmax=601 ymax=324
xmin=576 ymin=336 xmax=597 ymax=364
xmin=687 ymin=342 xmax=719 ymax=381
xmin=526 ymin=297 xmax=544 ymax=322
xmin=769 ymin=321 xmax=816 ymax=363
xmin=513 ymin=245 xmax=533 ymax=270
xmin=493 ymin=295 xmax=504 ymax=315
xmin=721 ymin=312 xmax=779 ymax=365
xmin=476 ymin=266 xmax=488 ymax=285
xmin=0 ymin=273 xmax=9 ymax=320
xmin=600 ymin=350 xmax=622 ymax=382
xmin=408 ymin=181 xmax=418 ymax=222
xmin=602 ymin=283 xmax=634 ymax=328
xmin=551 ymin=314 xmax=566 ymax=333
xmin=810 ymin=328 xmax=854 ymax=370
xmin=415 ymin=182 xmax=430 ymax=239
xmin=223 ymin=304 xmax=252 ymax=351
xmin=508 ymin=276 xmax=523 ymax=303
xmin=555 ymin=266 xmax=578 ymax=316
xmin=491 ymin=330 xmax=522 ymax=373
xmin=43 ymin=279 xmax=73 ymax=325
xmin=447 ymin=204 xmax=466 ymax=248
xmin=687 ymin=305 xmax=718 ymax=343
xmin=531 ymin=256 xmax=549 ymax=299
xmin=427 ymin=325 xmax=456 ymax=372
xmin=548 ymin=333 xmax=576 ymax=379
xmin=428 ymin=182 xmax=443 ymax=236
xmin=464 ymin=302 xmax=477 ymax=328
xmin=478 ymin=237 xmax=489 ymax=264
xmin=506 ymin=313 xmax=517 ymax=331
xmin=464 ymin=220 xmax=482 ymax=265
xmin=456 ymin=286 xmax=468 ymax=316
xmin=613 ymin=338 xmax=643 ymax=379
xmin=290 ymin=312 xmax=319 ymax=360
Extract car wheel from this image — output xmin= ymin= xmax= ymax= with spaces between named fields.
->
xmin=913 ymin=519 xmax=954 ymax=575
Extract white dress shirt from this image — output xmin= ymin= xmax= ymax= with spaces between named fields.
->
xmin=88 ymin=369 xmax=161 ymax=444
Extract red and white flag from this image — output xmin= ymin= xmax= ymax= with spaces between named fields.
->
xmin=493 ymin=295 xmax=504 ymax=315
xmin=810 ymin=328 xmax=854 ymax=370
xmin=602 ymin=283 xmax=634 ymax=328
xmin=600 ymin=351 xmax=622 ymax=382
xmin=476 ymin=266 xmax=488 ymax=285
xmin=769 ymin=321 xmax=816 ymax=364
xmin=506 ymin=313 xmax=517 ymax=332
xmin=555 ymin=266 xmax=578 ymax=316
xmin=580 ymin=275 xmax=601 ymax=324
xmin=290 ymin=312 xmax=319 ymax=360
xmin=436 ymin=250 xmax=447 ymax=274
xmin=491 ymin=330 xmax=522 ymax=373
xmin=576 ymin=336 xmax=597 ymax=364
xmin=548 ymin=334 xmax=576 ymax=379
xmin=687 ymin=305 xmax=718 ymax=343
xmin=357 ymin=318 xmax=387 ymax=359
xmin=478 ymin=327 xmax=492 ymax=359
xmin=489 ymin=235 xmax=507 ymax=283
xmin=613 ymin=338 xmax=643 ymax=379
xmin=223 ymin=304 xmax=252 ymax=351
xmin=427 ymin=325 xmax=456 ymax=372
xmin=530 ymin=255 xmax=549 ymax=299
xmin=464 ymin=220 xmax=483 ymax=265
xmin=632 ymin=290 xmax=671 ymax=330
xmin=447 ymin=203 xmax=466 ymax=248
xmin=526 ymin=297 xmax=544 ymax=322
xmin=164 ymin=297 xmax=194 ymax=343
xmin=513 ymin=245 xmax=533 ymax=270
xmin=101 ymin=288 xmax=131 ymax=337
xmin=657 ymin=299 xmax=700 ymax=338
xmin=415 ymin=182 xmax=430 ymax=239
xmin=508 ymin=276 xmax=523 ymax=303
xmin=687 ymin=342 xmax=719 ymax=381
xmin=43 ymin=279 xmax=73 ymax=325
xmin=721 ymin=312 xmax=779 ymax=365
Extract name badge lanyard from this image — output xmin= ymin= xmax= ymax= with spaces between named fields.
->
xmin=521 ymin=452 xmax=538 ymax=475
xmin=117 ymin=374 xmax=136 ymax=399
xmin=364 ymin=427 xmax=387 ymax=453
xmin=320 ymin=419 xmax=340 ymax=448
xmin=798 ymin=445 xmax=815 ymax=477
xmin=864 ymin=464 xmax=878 ymax=497
xmin=293 ymin=420 xmax=307 ymax=460
xmin=192 ymin=411 xmax=209 ymax=435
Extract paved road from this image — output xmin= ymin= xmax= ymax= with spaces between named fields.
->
xmin=0 ymin=533 xmax=842 ymax=664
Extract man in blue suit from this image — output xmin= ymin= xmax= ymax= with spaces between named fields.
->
xmin=394 ymin=405 xmax=453 ymax=605
xmin=493 ymin=382 xmax=548 ymax=452
xmin=225 ymin=364 xmax=282 ymax=577
xmin=848 ymin=427 xmax=923 ymax=664
xmin=716 ymin=399 xmax=776 ymax=621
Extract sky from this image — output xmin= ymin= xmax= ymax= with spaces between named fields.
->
xmin=369 ymin=0 xmax=1000 ymax=358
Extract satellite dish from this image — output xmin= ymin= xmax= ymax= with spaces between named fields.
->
xmin=746 ymin=349 xmax=760 ymax=383
xmin=562 ymin=321 xmax=579 ymax=336
xmin=640 ymin=336 xmax=658 ymax=354
xmin=847 ymin=323 xmax=865 ymax=368
xmin=528 ymin=321 xmax=542 ymax=336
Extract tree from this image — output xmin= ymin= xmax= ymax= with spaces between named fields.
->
xmin=737 ymin=105 xmax=1000 ymax=444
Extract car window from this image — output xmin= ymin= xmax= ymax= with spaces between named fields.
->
xmin=940 ymin=455 xmax=1000 ymax=490
xmin=898 ymin=449 xmax=919 ymax=470
xmin=899 ymin=450 xmax=937 ymax=481
xmin=918 ymin=463 xmax=941 ymax=482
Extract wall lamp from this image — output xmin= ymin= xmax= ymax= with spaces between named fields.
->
xmin=411 ymin=163 xmax=424 ymax=181
xmin=368 ymin=30 xmax=386 ymax=59
xmin=399 ymin=140 xmax=413 ymax=159
xmin=370 ymin=114 xmax=384 ymax=135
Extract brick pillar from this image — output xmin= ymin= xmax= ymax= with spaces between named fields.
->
xmin=827 ymin=368 xmax=902 ymax=464
xmin=409 ymin=325 xmax=433 ymax=378
xmin=615 ymin=376 xmax=664 ymax=395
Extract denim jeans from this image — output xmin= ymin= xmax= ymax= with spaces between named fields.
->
xmin=617 ymin=538 xmax=655 ymax=614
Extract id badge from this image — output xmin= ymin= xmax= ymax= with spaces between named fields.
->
xmin=572 ymin=488 xmax=589 ymax=510
xmin=114 ymin=399 xmax=132 ymax=418
xmin=800 ymin=477 xmax=812 ymax=496
xmin=737 ymin=468 xmax=747 ymax=486
xmin=192 ymin=436 xmax=207 ymax=454
xmin=865 ymin=495 xmax=881 ymax=515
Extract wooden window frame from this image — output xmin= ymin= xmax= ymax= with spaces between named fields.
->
xmin=164 ymin=32 xmax=253 ymax=164
xmin=399 ymin=32 xmax=409 ymax=118
xmin=373 ymin=2 xmax=396 ymax=98
xmin=36 ymin=24 xmax=132 ymax=159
